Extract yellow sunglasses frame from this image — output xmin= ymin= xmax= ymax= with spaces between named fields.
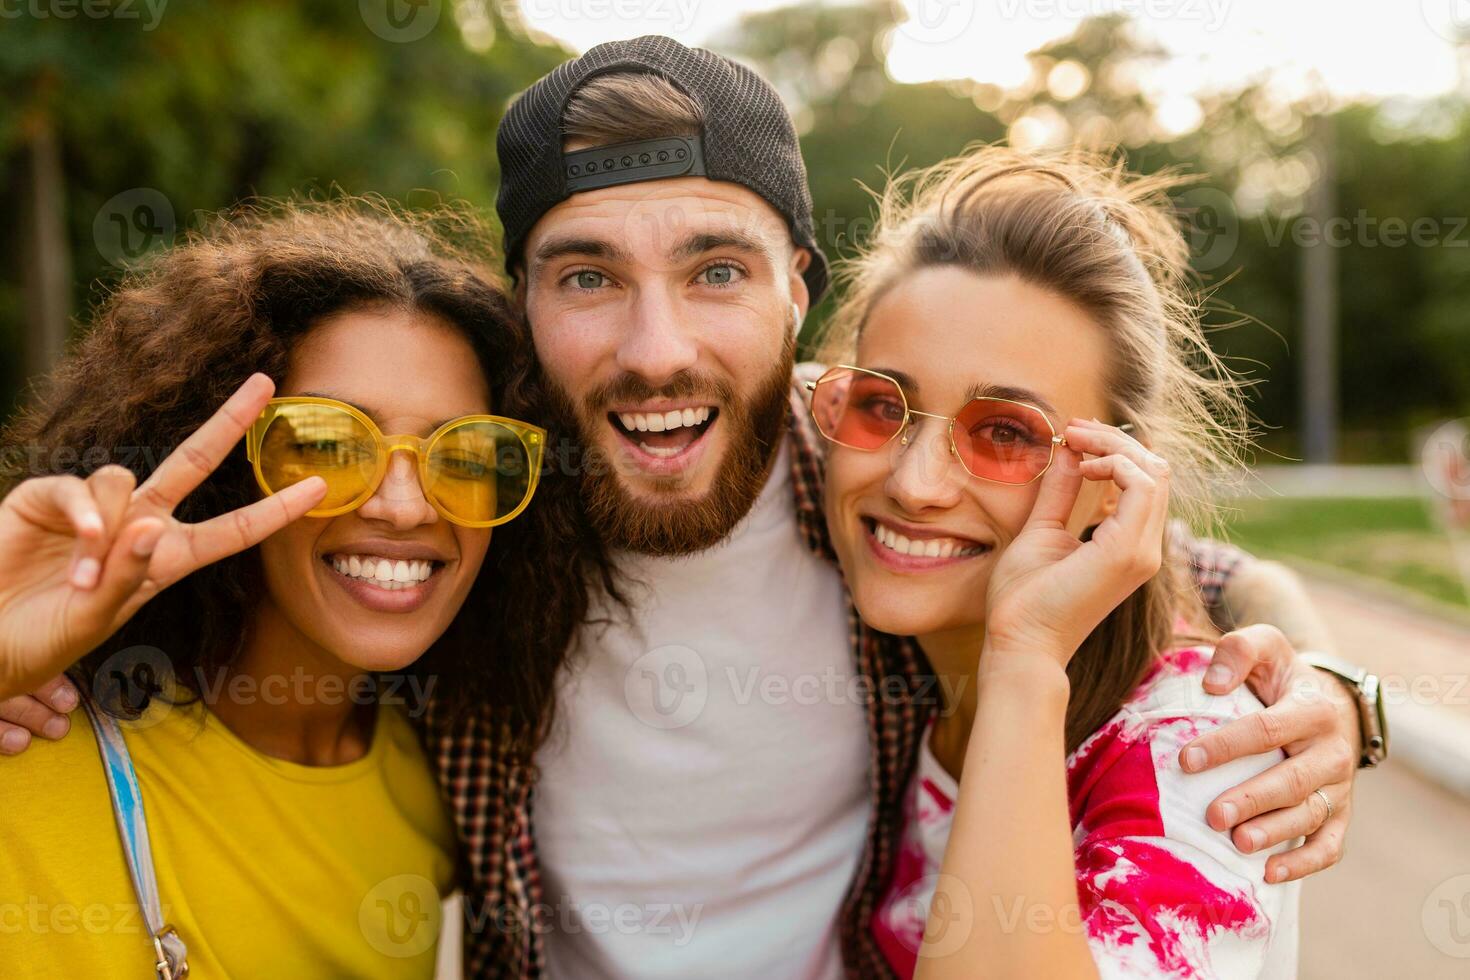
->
xmin=245 ymin=396 xmax=546 ymax=528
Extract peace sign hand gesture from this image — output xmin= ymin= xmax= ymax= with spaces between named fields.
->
xmin=0 ymin=374 xmax=326 ymax=700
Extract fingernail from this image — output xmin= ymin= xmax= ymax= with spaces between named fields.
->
xmin=1220 ymin=801 xmax=1238 ymax=826
xmin=1243 ymin=827 xmax=1263 ymax=851
xmin=51 ymin=687 xmax=77 ymax=711
xmin=1205 ymin=663 xmax=1233 ymax=687
xmin=1269 ymin=866 xmax=1288 ymax=883
xmin=1183 ymin=746 xmax=1207 ymax=772
xmin=79 ymin=512 xmax=104 ymax=535
xmin=1 ymin=729 xmax=27 ymax=752
xmin=132 ymin=522 xmax=165 ymax=557
xmin=71 ymin=557 xmax=101 ymax=590
xmin=42 ymin=717 xmax=68 ymax=740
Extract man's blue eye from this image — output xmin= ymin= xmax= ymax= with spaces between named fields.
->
xmin=700 ymin=265 xmax=735 ymax=285
xmin=575 ymin=271 xmax=605 ymax=289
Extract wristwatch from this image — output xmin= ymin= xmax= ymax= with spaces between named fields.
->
xmin=1300 ymin=652 xmax=1389 ymax=769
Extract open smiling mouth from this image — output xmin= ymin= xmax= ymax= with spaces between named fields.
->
xmin=321 ymin=554 xmax=445 ymax=592
xmin=863 ymin=517 xmax=992 ymax=563
xmin=608 ymin=406 xmax=720 ymax=459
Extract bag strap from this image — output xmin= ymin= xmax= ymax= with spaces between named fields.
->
xmin=79 ymin=693 xmax=191 ymax=980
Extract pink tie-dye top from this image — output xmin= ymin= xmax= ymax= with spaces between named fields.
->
xmin=872 ymin=646 xmax=1301 ymax=979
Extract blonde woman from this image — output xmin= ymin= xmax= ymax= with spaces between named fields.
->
xmin=809 ymin=148 xmax=1336 ymax=978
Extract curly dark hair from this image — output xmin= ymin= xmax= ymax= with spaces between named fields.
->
xmin=0 ymin=197 xmax=614 ymax=757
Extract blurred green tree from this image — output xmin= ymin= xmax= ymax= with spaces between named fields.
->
xmin=0 ymin=0 xmax=569 ymax=414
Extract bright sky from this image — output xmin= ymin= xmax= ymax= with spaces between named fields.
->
xmin=515 ymin=0 xmax=1469 ymax=101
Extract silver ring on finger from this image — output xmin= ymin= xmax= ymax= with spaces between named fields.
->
xmin=1313 ymin=787 xmax=1333 ymax=824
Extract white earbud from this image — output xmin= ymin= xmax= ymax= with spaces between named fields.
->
xmin=790 ymin=302 xmax=803 ymax=334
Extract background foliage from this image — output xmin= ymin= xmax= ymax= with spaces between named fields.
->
xmin=4 ymin=0 xmax=1468 ymax=462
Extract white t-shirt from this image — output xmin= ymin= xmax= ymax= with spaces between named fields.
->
xmin=532 ymin=437 xmax=870 ymax=979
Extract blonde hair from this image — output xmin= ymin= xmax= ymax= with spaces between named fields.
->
xmin=820 ymin=145 xmax=1251 ymax=751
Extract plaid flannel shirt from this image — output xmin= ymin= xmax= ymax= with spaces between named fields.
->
xmin=423 ymin=376 xmax=1244 ymax=979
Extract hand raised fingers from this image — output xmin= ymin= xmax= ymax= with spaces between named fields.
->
xmin=174 ymin=475 xmax=327 ymax=578
xmin=1066 ymin=424 xmax=1170 ymax=535
xmin=1066 ymin=419 xmax=1172 ymax=481
xmin=75 ymin=466 xmax=137 ymax=586
xmin=87 ymin=465 xmax=137 ymax=535
xmin=6 ymin=475 xmax=108 ymax=588
xmin=134 ymin=373 xmax=275 ymax=514
xmin=1022 ymin=444 xmax=1085 ymax=531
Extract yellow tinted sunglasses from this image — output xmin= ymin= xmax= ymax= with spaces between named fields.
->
xmin=245 ymin=397 xmax=545 ymax=528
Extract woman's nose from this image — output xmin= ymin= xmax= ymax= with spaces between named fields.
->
xmin=355 ymin=450 xmax=438 ymax=529
xmin=883 ymin=416 xmax=967 ymax=513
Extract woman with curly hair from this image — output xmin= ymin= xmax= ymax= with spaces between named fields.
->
xmin=0 ymin=201 xmax=604 ymax=977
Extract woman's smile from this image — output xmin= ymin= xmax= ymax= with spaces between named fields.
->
xmin=318 ymin=542 xmax=450 ymax=614
xmin=860 ymin=515 xmax=992 ymax=574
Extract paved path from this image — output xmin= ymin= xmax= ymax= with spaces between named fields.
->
xmin=1297 ymin=573 xmax=1470 ymax=977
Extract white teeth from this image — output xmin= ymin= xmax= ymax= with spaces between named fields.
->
xmin=327 ymin=554 xmax=436 ymax=588
xmin=871 ymin=521 xmax=986 ymax=559
xmin=640 ymin=444 xmax=681 ymax=459
xmin=620 ymin=407 xmax=714 ymax=434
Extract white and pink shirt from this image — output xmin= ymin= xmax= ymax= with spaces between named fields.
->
xmin=872 ymin=646 xmax=1301 ymax=979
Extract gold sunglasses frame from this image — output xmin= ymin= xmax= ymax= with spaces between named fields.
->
xmin=245 ymin=396 xmax=546 ymax=527
xmin=804 ymin=365 xmax=1069 ymax=487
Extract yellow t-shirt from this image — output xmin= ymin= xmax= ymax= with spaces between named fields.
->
xmin=0 ymin=695 xmax=456 ymax=978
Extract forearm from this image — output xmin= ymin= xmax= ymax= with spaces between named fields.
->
xmin=1218 ymin=557 xmax=1336 ymax=654
xmin=915 ymin=656 xmax=1100 ymax=980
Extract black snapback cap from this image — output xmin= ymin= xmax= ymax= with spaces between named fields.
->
xmin=496 ymin=34 xmax=830 ymax=302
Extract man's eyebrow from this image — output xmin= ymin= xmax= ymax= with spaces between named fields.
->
xmin=298 ymin=392 xmax=463 ymax=432
xmin=531 ymin=236 xmax=634 ymax=268
xmin=670 ymin=230 xmax=775 ymax=265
